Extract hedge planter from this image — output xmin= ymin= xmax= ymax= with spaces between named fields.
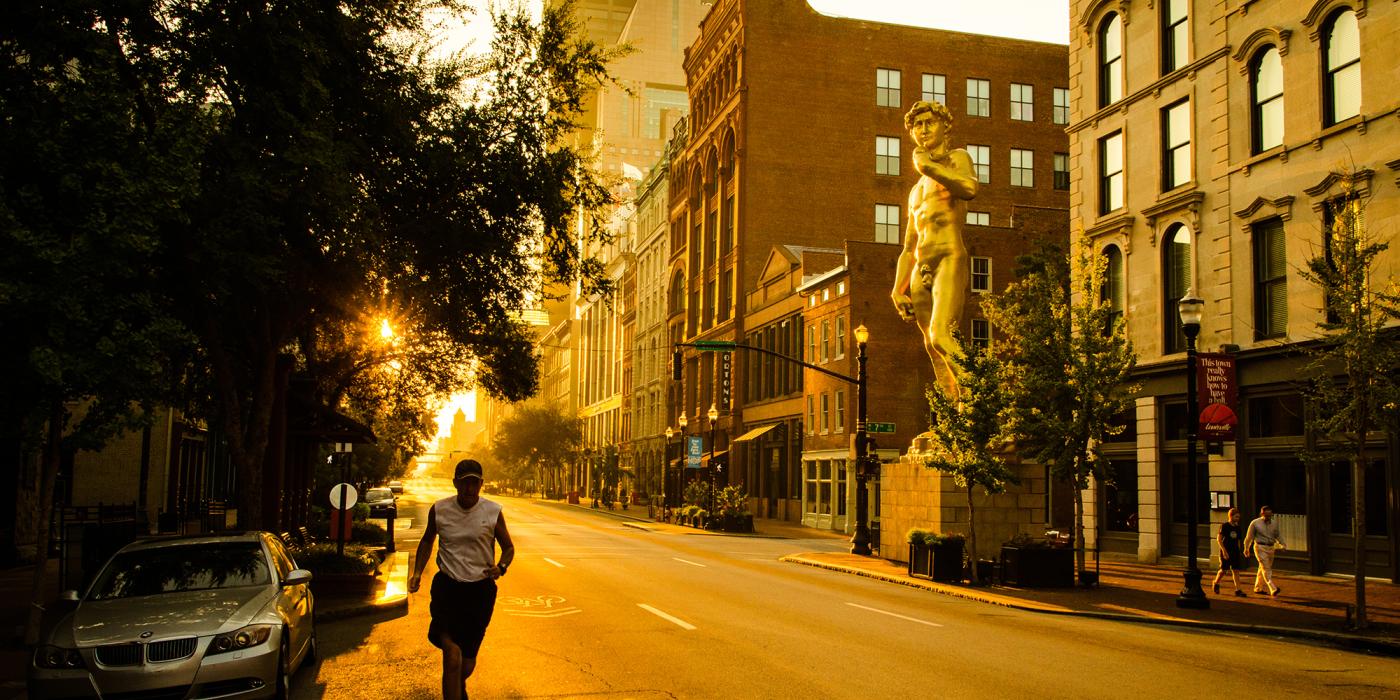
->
xmin=1000 ymin=545 xmax=1074 ymax=587
xmin=907 ymin=543 xmax=933 ymax=579
xmin=310 ymin=572 xmax=379 ymax=597
xmin=930 ymin=540 xmax=965 ymax=583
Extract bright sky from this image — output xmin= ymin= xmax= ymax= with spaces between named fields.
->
xmin=808 ymin=0 xmax=1069 ymax=44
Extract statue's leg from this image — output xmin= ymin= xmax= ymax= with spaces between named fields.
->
xmin=928 ymin=255 xmax=969 ymax=397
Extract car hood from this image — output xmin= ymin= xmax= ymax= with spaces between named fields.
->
xmin=69 ymin=587 xmax=274 ymax=646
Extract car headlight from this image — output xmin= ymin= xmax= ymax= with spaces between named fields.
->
xmin=34 ymin=645 xmax=85 ymax=670
xmin=206 ymin=624 xmax=273 ymax=656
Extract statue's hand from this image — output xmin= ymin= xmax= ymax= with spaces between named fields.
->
xmin=891 ymin=292 xmax=914 ymax=321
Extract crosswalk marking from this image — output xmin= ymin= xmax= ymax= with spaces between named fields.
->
xmin=638 ymin=604 xmax=696 ymax=630
xmin=673 ymin=557 xmax=706 ymax=568
xmin=846 ymin=603 xmax=944 ymax=627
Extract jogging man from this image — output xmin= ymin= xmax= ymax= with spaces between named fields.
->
xmin=409 ymin=459 xmax=515 ymax=700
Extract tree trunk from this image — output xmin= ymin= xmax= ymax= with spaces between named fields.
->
xmin=24 ymin=404 xmax=64 ymax=647
xmin=1072 ymin=460 xmax=1086 ymax=578
xmin=966 ymin=483 xmax=978 ymax=565
xmin=1353 ymin=398 xmax=1369 ymax=629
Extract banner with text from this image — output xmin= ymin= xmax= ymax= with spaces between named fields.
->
xmin=1197 ymin=352 xmax=1238 ymax=441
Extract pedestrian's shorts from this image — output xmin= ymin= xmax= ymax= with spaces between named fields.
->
xmin=428 ymin=573 xmax=497 ymax=656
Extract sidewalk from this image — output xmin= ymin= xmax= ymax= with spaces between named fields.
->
xmin=544 ymin=497 xmax=850 ymax=541
xmin=316 ymin=549 xmax=411 ymax=622
xmin=784 ymin=551 xmax=1400 ymax=656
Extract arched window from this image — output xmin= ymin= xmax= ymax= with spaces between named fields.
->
xmin=1099 ymin=13 xmax=1124 ymax=107
xmin=1102 ymin=244 xmax=1125 ymax=332
xmin=1250 ymin=47 xmax=1284 ymax=153
xmin=1322 ymin=9 xmax=1361 ymax=125
xmin=1163 ymin=225 xmax=1191 ymax=353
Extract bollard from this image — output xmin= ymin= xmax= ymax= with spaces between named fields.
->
xmin=386 ymin=514 xmax=396 ymax=553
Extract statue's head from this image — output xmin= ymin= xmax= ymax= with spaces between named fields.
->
xmin=904 ymin=100 xmax=953 ymax=134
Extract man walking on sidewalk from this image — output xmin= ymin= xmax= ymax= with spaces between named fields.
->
xmin=409 ymin=459 xmax=515 ymax=700
xmin=1244 ymin=505 xmax=1285 ymax=597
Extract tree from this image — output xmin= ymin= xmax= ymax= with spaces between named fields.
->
xmin=985 ymin=241 xmax=1137 ymax=580
xmin=491 ymin=403 xmax=582 ymax=497
xmin=922 ymin=337 xmax=1017 ymax=566
xmin=1298 ymin=188 xmax=1399 ymax=630
xmin=5 ymin=0 xmax=618 ymax=529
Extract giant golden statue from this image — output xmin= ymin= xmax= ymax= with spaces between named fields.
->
xmin=890 ymin=100 xmax=979 ymax=399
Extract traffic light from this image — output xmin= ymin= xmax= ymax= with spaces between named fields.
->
xmin=672 ymin=349 xmax=683 ymax=380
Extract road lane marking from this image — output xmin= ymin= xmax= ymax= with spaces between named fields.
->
xmin=507 ymin=608 xmax=582 ymax=618
xmin=638 ymin=604 xmax=696 ymax=630
xmin=543 ymin=557 xmax=564 ymax=568
xmin=846 ymin=603 xmax=944 ymax=627
xmin=673 ymin=557 xmax=706 ymax=568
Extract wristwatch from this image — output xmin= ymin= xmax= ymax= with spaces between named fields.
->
xmin=497 ymin=563 xmax=508 ymax=577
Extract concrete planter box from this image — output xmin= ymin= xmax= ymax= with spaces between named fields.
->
xmin=1000 ymin=545 xmax=1074 ymax=587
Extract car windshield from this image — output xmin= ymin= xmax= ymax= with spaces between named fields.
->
xmin=367 ymin=489 xmax=392 ymax=500
xmin=87 ymin=542 xmax=271 ymax=600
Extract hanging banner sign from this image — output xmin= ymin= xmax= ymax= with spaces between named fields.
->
xmin=1197 ymin=352 xmax=1238 ymax=441
xmin=719 ymin=351 xmax=733 ymax=412
xmin=687 ymin=436 xmax=703 ymax=469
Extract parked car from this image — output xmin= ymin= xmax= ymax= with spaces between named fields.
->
xmin=364 ymin=487 xmax=397 ymax=518
xmin=386 ymin=480 xmax=404 ymax=495
xmin=29 ymin=531 xmax=315 ymax=700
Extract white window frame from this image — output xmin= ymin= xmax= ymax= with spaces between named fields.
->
xmin=876 ymin=136 xmax=900 ymax=175
xmin=1053 ymin=87 xmax=1070 ymax=125
xmin=1011 ymin=148 xmax=1034 ymax=188
xmin=971 ymin=257 xmax=992 ymax=293
xmin=922 ymin=73 xmax=946 ymax=105
xmin=967 ymin=144 xmax=990 ymax=183
xmin=877 ymin=68 xmax=902 ymax=108
xmin=966 ymin=78 xmax=990 ymax=117
xmin=1010 ymin=83 xmax=1034 ymax=121
xmin=875 ymin=204 xmax=901 ymax=244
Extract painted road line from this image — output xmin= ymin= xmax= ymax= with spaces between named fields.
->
xmin=638 ymin=604 xmax=697 ymax=631
xmin=846 ymin=603 xmax=944 ymax=628
xmin=673 ymin=557 xmax=706 ymax=568
xmin=506 ymin=608 xmax=582 ymax=618
xmin=543 ymin=557 xmax=564 ymax=568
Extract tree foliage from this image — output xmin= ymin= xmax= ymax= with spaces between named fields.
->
xmin=1298 ymin=189 xmax=1399 ymax=630
xmin=490 ymin=403 xmax=582 ymax=494
xmin=923 ymin=337 xmax=1016 ymax=564
xmin=984 ymin=241 xmax=1137 ymax=577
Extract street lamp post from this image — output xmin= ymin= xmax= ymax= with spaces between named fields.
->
xmin=851 ymin=325 xmax=873 ymax=556
xmin=678 ymin=412 xmax=689 ymax=507
xmin=1176 ymin=296 xmax=1209 ymax=609
xmin=664 ymin=426 xmax=674 ymax=514
xmin=707 ymin=403 xmax=719 ymax=518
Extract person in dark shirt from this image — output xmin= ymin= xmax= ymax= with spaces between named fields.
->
xmin=1212 ymin=507 xmax=1247 ymax=596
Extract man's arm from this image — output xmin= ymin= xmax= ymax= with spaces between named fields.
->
xmin=487 ymin=512 xmax=515 ymax=580
xmin=913 ymin=148 xmax=979 ymax=201
xmin=408 ymin=504 xmax=437 ymax=593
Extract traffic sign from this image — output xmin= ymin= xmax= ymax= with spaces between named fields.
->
xmin=328 ymin=483 xmax=359 ymax=508
xmin=693 ymin=340 xmax=736 ymax=351
xmin=867 ymin=422 xmax=896 ymax=434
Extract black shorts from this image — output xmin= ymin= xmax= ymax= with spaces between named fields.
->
xmin=1220 ymin=550 xmax=1245 ymax=571
xmin=428 ymin=573 xmax=497 ymax=656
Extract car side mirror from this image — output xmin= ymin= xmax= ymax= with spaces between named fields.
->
xmin=283 ymin=569 xmax=313 ymax=587
xmin=59 ymin=590 xmax=80 ymax=602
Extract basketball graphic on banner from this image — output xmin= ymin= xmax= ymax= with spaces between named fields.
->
xmin=1199 ymin=402 xmax=1238 ymax=441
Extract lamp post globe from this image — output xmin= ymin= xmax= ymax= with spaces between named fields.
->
xmin=1176 ymin=295 xmax=1209 ymax=609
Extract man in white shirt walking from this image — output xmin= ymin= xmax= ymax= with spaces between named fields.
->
xmin=409 ymin=459 xmax=515 ymax=700
xmin=1244 ymin=505 xmax=1284 ymax=596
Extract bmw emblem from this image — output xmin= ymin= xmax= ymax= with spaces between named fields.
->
xmin=139 ymin=631 xmax=153 ymax=639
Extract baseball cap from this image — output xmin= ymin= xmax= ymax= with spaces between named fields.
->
xmin=453 ymin=459 xmax=484 ymax=482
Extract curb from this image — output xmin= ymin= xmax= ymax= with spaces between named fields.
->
xmin=316 ymin=550 xmax=411 ymax=624
xmin=619 ymin=521 xmax=789 ymax=539
xmin=781 ymin=555 xmax=1400 ymax=657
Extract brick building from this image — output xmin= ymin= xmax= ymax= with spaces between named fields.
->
xmin=666 ymin=0 xmax=1069 ymax=527
xmin=1068 ymin=0 xmax=1399 ymax=579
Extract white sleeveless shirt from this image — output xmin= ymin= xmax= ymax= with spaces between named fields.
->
xmin=433 ymin=496 xmax=502 ymax=583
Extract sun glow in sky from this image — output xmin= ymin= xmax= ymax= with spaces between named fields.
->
xmin=809 ymin=0 xmax=1069 ymax=44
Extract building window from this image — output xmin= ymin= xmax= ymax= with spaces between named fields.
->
xmin=1099 ymin=13 xmax=1123 ymax=108
xmin=966 ymin=211 xmax=990 ymax=226
xmin=1104 ymin=460 xmax=1139 ymax=532
xmin=806 ymin=394 xmax=815 ymax=434
xmin=1162 ymin=0 xmax=1189 ymax=74
xmin=719 ymin=268 xmax=733 ymax=322
xmin=807 ymin=324 xmax=815 ymax=362
xmin=703 ymin=280 xmax=715 ymax=330
xmin=1251 ymin=47 xmax=1284 ymax=153
xmin=966 ymin=78 xmax=990 ymax=117
xmin=1099 ymin=131 xmax=1124 ymax=215
xmin=1323 ymin=9 xmax=1361 ymax=125
xmin=821 ymin=319 xmax=830 ymax=362
xmin=1053 ymin=152 xmax=1070 ymax=190
xmin=836 ymin=462 xmax=848 ymax=516
xmin=1253 ymin=218 xmax=1287 ymax=339
xmin=971 ymin=257 xmax=992 ymax=293
xmin=820 ymin=393 xmax=830 ymax=433
xmin=922 ymin=73 xmax=946 ymax=105
xmin=1053 ymin=87 xmax=1070 ymax=125
xmin=1162 ymin=99 xmax=1191 ymax=190
xmin=877 ymin=68 xmax=901 ymax=108
xmin=875 ymin=204 xmax=901 ymax=244
xmin=967 ymin=144 xmax=990 ymax=183
xmin=1102 ymin=244 xmax=1125 ymax=332
xmin=970 ymin=319 xmax=991 ymax=349
xmin=835 ymin=315 xmax=846 ymax=358
xmin=876 ymin=136 xmax=900 ymax=175
xmin=1163 ymin=224 xmax=1191 ymax=353
xmin=1010 ymin=83 xmax=1034 ymax=121
xmin=835 ymin=390 xmax=846 ymax=432
xmin=1010 ymin=148 xmax=1034 ymax=187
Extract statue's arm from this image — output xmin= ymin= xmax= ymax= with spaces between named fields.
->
xmin=890 ymin=186 xmax=919 ymax=321
xmin=915 ymin=148 xmax=979 ymax=201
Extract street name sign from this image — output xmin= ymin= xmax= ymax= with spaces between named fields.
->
xmin=693 ymin=340 xmax=736 ymax=351
xmin=867 ymin=422 xmax=896 ymax=434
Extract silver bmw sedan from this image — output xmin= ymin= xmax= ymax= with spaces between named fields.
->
xmin=28 ymin=531 xmax=315 ymax=699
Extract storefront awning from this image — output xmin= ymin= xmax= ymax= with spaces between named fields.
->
xmin=733 ymin=423 xmax=780 ymax=443
xmin=699 ymin=450 xmax=728 ymax=468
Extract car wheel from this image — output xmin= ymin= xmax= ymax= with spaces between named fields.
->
xmin=274 ymin=633 xmax=291 ymax=700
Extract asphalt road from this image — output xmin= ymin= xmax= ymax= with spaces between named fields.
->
xmin=294 ymin=483 xmax=1400 ymax=699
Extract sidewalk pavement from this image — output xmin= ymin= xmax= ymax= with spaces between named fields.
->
xmin=545 ymin=497 xmax=1400 ymax=655
xmin=316 ymin=549 xmax=411 ymax=623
